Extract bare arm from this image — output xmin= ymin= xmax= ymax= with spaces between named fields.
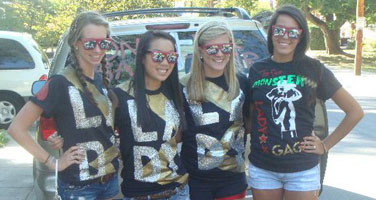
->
xmin=324 ymin=87 xmax=364 ymax=150
xmin=7 ymin=101 xmax=49 ymax=164
xmin=8 ymin=101 xmax=84 ymax=170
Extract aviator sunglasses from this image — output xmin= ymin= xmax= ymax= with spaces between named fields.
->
xmin=147 ymin=50 xmax=179 ymax=64
xmin=202 ymin=43 xmax=233 ymax=56
xmin=272 ymin=25 xmax=302 ymax=40
xmin=80 ymin=38 xmax=113 ymax=50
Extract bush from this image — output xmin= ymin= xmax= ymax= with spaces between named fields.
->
xmin=0 ymin=129 xmax=9 ymax=148
xmin=310 ymin=26 xmax=326 ymax=50
xmin=363 ymin=37 xmax=376 ymax=51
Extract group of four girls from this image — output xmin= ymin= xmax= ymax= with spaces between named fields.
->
xmin=8 ymin=5 xmax=363 ymax=200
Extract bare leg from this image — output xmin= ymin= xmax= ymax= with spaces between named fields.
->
xmin=284 ymin=190 xmax=319 ymax=200
xmin=251 ymin=188 xmax=284 ymax=200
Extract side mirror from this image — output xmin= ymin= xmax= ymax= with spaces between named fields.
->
xmin=31 ymin=80 xmax=47 ymax=95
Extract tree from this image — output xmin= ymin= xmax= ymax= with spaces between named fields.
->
xmin=279 ymin=0 xmax=376 ymax=55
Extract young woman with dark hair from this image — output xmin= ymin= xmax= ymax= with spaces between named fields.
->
xmin=247 ymin=5 xmax=363 ymax=200
xmin=114 ymin=30 xmax=189 ymax=199
xmin=8 ymin=11 xmax=120 ymax=199
xmin=180 ymin=21 xmax=249 ymax=200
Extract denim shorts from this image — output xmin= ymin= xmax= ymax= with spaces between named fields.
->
xmin=58 ymin=173 xmax=119 ymax=200
xmin=248 ymin=163 xmax=320 ymax=191
xmin=122 ymin=184 xmax=190 ymax=200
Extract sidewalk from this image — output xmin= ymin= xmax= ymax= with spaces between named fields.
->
xmin=0 ymin=130 xmax=35 ymax=200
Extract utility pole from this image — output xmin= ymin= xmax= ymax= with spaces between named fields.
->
xmin=354 ymin=0 xmax=364 ymax=76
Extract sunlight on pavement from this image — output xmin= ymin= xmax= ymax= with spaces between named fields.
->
xmin=0 ymin=144 xmax=33 ymax=164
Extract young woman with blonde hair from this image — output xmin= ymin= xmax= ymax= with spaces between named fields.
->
xmin=180 ymin=21 xmax=249 ymax=200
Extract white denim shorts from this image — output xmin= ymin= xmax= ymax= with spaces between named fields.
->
xmin=248 ymin=163 xmax=320 ymax=191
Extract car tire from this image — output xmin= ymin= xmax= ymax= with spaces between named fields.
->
xmin=0 ymin=93 xmax=24 ymax=129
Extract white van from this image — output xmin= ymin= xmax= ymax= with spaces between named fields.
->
xmin=0 ymin=31 xmax=49 ymax=129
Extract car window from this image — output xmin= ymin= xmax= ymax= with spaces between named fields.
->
xmin=30 ymin=39 xmax=50 ymax=69
xmin=105 ymin=29 xmax=268 ymax=86
xmin=233 ymin=30 xmax=269 ymax=70
xmin=107 ymin=34 xmax=141 ymax=85
xmin=0 ymin=38 xmax=35 ymax=70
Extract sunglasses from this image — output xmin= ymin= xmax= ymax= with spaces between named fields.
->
xmin=80 ymin=38 xmax=113 ymax=50
xmin=202 ymin=43 xmax=233 ymax=56
xmin=147 ymin=50 xmax=179 ymax=64
xmin=272 ymin=25 xmax=302 ymax=39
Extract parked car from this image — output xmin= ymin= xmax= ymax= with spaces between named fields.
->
xmin=0 ymin=31 xmax=49 ymax=129
xmin=31 ymin=7 xmax=328 ymax=199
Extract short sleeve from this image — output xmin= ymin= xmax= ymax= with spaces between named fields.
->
xmin=30 ymin=75 xmax=65 ymax=116
xmin=316 ymin=65 xmax=342 ymax=101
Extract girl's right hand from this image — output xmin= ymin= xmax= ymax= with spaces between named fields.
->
xmin=47 ymin=132 xmax=64 ymax=150
xmin=57 ymin=146 xmax=85 ymax=171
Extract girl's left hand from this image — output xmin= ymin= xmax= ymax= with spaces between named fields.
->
xmin=301 ymin=132 xmax=326 ymax=155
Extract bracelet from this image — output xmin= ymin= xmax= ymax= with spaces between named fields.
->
xmin=42 ymin=154 xmax=50 ymax=164
xmin=47 ymin=156 xmax=55 ymax=169
xmin=321 ymin=141 xmax=328 ymax=154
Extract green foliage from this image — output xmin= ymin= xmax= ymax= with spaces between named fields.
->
xmin=363 ymin=37 xmax=376 ymax=52
xmin=279 ymin=0 xmax=376 ymax=28
xmin=310 ymin=26 xmax=325 ymax=50
xmin=216 ymin=0 xmax=258 ymax=16
xmin=0 ymin=129 xmax=9 ymax=148
xmin=0 ymin=0 xmax=173 ymax=49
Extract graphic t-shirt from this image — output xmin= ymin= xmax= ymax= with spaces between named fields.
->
xmin=114 ymin=82 xmax=188 ymax=197
xmin=31 ymin=65 xmax=119 ymax=185
xmin=180 ymin=74 xmax=248 ymax=183
xmin=248 ymin=57 xmax=341 ymax=172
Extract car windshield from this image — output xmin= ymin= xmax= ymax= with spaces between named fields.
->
xmin=107 ymin=29 xmax=268 ymax=85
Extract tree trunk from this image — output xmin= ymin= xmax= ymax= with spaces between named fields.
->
xmin=303 ymin=6 xmax=348 ymax=55
xmin=321 ymin=28 xmax=345 ymax=54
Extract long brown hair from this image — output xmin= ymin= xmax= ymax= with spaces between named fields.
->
xmin=67 ymin=11 xmax=118 ymax=107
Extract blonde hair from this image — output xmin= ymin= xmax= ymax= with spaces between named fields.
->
xmin=186 ymin=21 xmax=239 ymax=102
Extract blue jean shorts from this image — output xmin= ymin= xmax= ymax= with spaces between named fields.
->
xmin=122 ymin=184 xmax=190 ymax=200
xmin=58 ymin=173 xmax=119 ymax=200
xmin=248 ymin=163 xmax=320 ymax=191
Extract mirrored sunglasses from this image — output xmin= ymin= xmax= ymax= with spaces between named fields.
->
xmin=147 ymin=50 xmax=179 ymax=64
xmin=272 ymin=25 xmax=302 ymax=40
xmin=202 ymin=43 xmax=233 ymax=56
xmin=80 ymin=38 xmax=113 ymax=50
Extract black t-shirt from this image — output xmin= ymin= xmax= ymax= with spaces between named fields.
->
xmin=31 ymin=66 xmax=119 ymax=185
xmin=248 ymin=57 xmax=341 ymax=172
xmin=180 ymin=74 xmax=248 ymax=183
xmin=114 ymin=81 xmax=188 ymax=197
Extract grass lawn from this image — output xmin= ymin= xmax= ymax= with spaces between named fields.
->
xmin=308 ymin=50 xmax=376 ymax=73
xmin=0 ymin=129 xmax=9 ymax=147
